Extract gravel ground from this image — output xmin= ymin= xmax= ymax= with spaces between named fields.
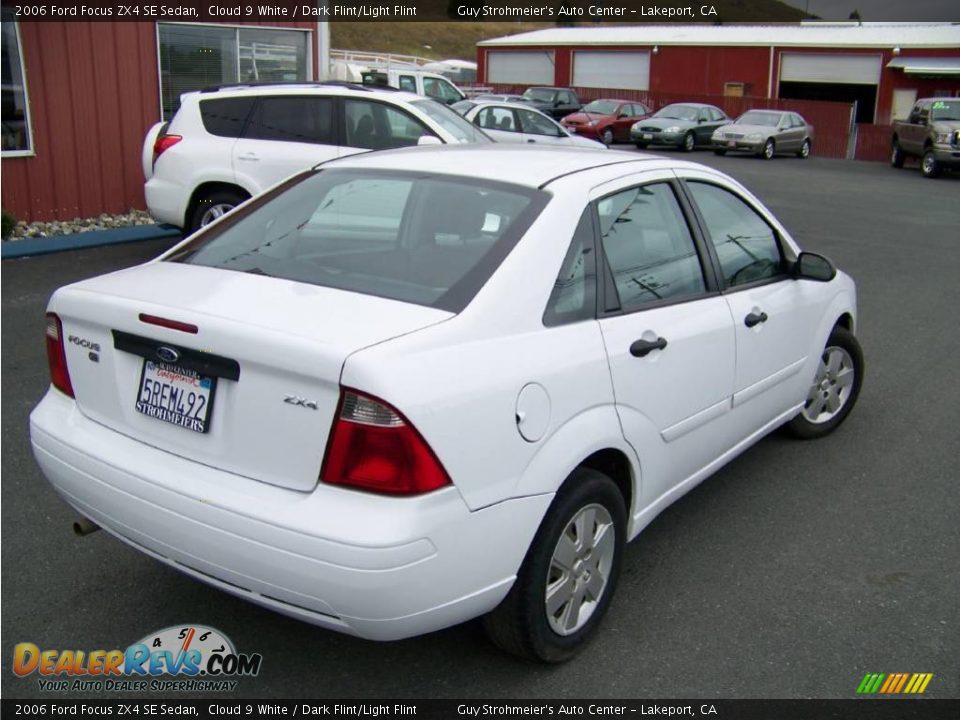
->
xmin=7 ymin=210 xmax=156 ymax=240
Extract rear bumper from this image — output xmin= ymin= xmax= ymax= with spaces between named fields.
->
xmin=30 ymin=389 xmax=552 ymax=641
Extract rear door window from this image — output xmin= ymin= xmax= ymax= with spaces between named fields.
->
xmin=244 ymin=96 xmax=334 ymax=144
xmin=200 ymin=97 xmax=256 ymax=138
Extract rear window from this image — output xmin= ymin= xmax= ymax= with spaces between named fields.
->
xmin=200 ymin=97 xmax=256 ymax=138
xmin=170 ymin=170 xmax=548 ymax=312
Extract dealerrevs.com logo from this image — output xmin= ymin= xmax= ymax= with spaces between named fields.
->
xmin=13 ymin=625 xmax=262 ymax=693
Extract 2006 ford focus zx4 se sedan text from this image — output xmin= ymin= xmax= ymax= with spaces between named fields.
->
xmin=30 ymin=146 xmax=864 ymax=662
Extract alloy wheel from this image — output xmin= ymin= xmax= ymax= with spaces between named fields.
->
xmin=801 ymin=346 xmax=855 ymax=424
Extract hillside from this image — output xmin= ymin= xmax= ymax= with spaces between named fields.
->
xmin=330 ymin=2 xmax=810 ymax=62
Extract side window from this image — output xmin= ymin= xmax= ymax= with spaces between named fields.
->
xmin=518 ymin=109 xmax=562 ymax=137
xmin=476 ymin=107 xmax=517 ymax=132
xmin=687 ymin=182 xmax=784 ymax=288
xmin=398 ymin=75 xmax=417 ymax=92
xmin=245 ymin=97 xmax=333 ymax=144
xmin=597 ymin=182 xmax=706 ymax=311
xmin=543 ymin=208 xmax=596 ymax=326
xmin=423 ymin=77 xmax=460 ymax=104
xmin=200 ymin=97 xmax=256 ymax=138
xmin=344 ymin=99 xmax=433 ymax=150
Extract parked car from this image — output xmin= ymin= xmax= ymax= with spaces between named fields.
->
xmin=522 ymin=87 xmax=582 ymax=119
xmin=452 ymin=94 xmax=534 ymax=116
xmin=631 ymin=103 xmax=729 ymax=151
xmin=712 ymin=110 xmax=813 ymax=159
xmin=561 ymin=99 xmax=651 ymax=145
xmin=890 ymin=97 xmax=960 ymax=178
xmin=360 ymin=68 xmax=466 ymax=105
xmin=141 ymin=83 xmax=490 ymax=234
xmin=462 ymin=101 xmax=605 ymax=148
xmin=32 ymin=145 xmax=863 ymax=663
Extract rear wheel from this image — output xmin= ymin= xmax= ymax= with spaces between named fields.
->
xmin=760 ymin=138 xmax=775 ymax=160
xmin=483 ymin=468 xmax=626 ymax=663
xmin=890 ymin=141 xmax=905 ymax=168
xmin=785 ymin=326 xmax=864 ymax=440
xmin=921 ymin=149 xmax=942 ymax=178
xmin=189 ymin=189 xmax=248 ymax=235
xmin=682 ymin=132 xmax=696 ymax=152
xmin=797 ymin=139 xmax=811 ymax=159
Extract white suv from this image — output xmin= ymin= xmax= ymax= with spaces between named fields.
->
xmin=142 ymin=83 xmax=491 ymax=233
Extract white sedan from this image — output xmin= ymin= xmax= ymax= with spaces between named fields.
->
xmin=31 ymin=146 xmax=862 ymax=662
xmin=461 ymin=100 xmax=605 ymax=148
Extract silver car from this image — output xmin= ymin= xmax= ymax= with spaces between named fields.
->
xmin=462 ymin=101 xmax=605 ymax=149
xmin=712 ymin=110 xmax=813 ymax=160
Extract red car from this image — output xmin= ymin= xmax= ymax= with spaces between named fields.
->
xmin=562 ymin=99 xmax=651 ymax=146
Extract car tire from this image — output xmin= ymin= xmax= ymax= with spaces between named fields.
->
xmin=921 ymin=149 xmax=942 ymax=178
xmin=189 ymin=189 xmax=249 ymax=235
xmin=890 ymin=141 xmax=905 ymax=168
xmin=797 ymin=139 xmax=811 ymax=159
xmin=785 ymin=326 xmax=864 ymax=440
xmin=482 ymin=467 xmax=626 ymax=663
xmin=601 ymin=128 xmax=614 ymax=146
xmin=682 ymin=132 xmax=696 ymax=152
xmin=635 ymin=141 xmax=648 ymax=150
xmin=760 ymin=139 xmax=775 ymax=160
xmin=713 ymin=149 xmax=727 ymax=156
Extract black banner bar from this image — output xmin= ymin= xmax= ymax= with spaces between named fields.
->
xmin=2 ymin=699 xmax=960 ymax=720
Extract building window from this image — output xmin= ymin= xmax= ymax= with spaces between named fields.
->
xmin=158 ymin=23 xmax=309 ymax=119
xmin=1 ymin=10 xmax=33 ymax=155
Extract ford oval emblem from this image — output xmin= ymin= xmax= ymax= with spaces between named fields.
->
xmin=156 ymin=346 xmax=180 ymax=363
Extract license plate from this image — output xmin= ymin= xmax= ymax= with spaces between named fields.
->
xmin=642 ymin=133 xmax=652 ymax=140
xmin=727 ymin=140 xmax=736 ymax=147
xmin=136 ymin=360 xmax=215 ymax=434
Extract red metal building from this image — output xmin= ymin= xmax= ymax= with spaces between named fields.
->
xmin=1 ymin=18 xmax=322 ymax=222
xmin=477 ymin=23 xmax=960 ymax=132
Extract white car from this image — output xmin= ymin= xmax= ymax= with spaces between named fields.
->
xmin=461 ymin=101 xmax=605 ymax=149
xmin=142 ymin=83 xmax=491 ymax=234
xmin=32 ymin=147 xmax=862 ymax=662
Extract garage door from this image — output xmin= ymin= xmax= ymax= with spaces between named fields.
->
xmin=573 ymin=51 xmax=650 ymax=90
xmin=487 ymin=51 xmax=555 ymax=85
xmin=780 ymin=53 xmax=882 ymax=84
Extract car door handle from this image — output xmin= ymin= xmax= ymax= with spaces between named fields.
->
xmin=237 ymin=153 xmax=259 ymax=162
xmin=630 ymin=337 xmax=668 ymax=357
xmin=744 ymin=311 xmax=769 ymax=328
xmin=527 ymin=138 xmax=536 ymax=143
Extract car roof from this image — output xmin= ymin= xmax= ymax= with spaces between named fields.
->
xmin=321 ymin=145 xmax=663 ymax=189
xmin=659 ymin=102 xmax=716 ymax=108
xmin=189 ymin=83 xmax=423 ymax=104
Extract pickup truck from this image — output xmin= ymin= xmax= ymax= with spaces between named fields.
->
xmin=521 ymin=87 xmax=582 ymax=120
xmin=891 ymin=97 xmax=960 ymax=178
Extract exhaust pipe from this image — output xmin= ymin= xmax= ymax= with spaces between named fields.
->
xmin=73 ymin=517 xmax=101 ymax=536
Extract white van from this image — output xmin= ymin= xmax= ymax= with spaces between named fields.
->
xmin=361 ymin=69 xmax=465 ymax=105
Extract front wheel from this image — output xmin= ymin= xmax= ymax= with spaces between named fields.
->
xmin=921 ymin=149 xmax=942 ymax=178
xmin=797 ymin=139 xmax=811 ymax=159
xmin=601 ymin=128 xmax=614 ymax=146
xmin=785 ymin=326 xmax=864 ymax=440
xmin=760 ymin=138 xmax=775 ymax=160
xmin=483 ymin=468 xmax=626 ymax=663
xmin=635 ymin=141 xmax=649 ymax=150
xmin=682 ymin=132 xmax=696 ymax=152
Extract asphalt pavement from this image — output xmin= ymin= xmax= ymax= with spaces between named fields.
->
xmin=2 ymin=152 xmax=958 ymax=699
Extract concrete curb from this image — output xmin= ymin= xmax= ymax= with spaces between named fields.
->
xmin=1 ymin=224 xmax=181 ymax=259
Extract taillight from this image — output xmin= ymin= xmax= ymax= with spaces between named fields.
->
xmin=321 ymin=390 xmax=451 ymax=496
xmin=45 ymin=313 xmax=74 ymax=398
xmin=152 ymin=134 xmax=182 ymax=165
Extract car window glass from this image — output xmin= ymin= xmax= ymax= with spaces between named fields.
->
xmin=398 ymin=75 xmax=417 ymax=92
xmin=174 ymin=170 xmax=544 ymax=312
xmin=687 ymin=182 xmax=784 ymax=288
xmin=200 ymin=97 xmax=256 ymax=138
xmin=519 ymin=109 xmax=562 ymax=137
xmin=245 ymin=96 xmax=333 ymax=144
xmin=597 ymin=183 xmax=706 ymax=311
xmin=423 ymin=77 xmax=460 ymax=103
xmin=476 ymin=107 xmax=517 ymax=132
xmin=543 ymin=208 xmax=596 ymax=326
xmin=344 ymin=99 xmax=430 ymax=150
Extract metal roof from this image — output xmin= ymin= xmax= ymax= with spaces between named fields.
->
xmin=886 ymin=57 xmax=960 ymax=75
xmin=478 ymin=23 xmax=960 ymax=49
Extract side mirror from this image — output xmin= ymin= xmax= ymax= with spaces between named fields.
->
xmin=794 ymin=252 xmax=836 ymax=282
xmin=417 ymin=135 xmax=443 ymax=146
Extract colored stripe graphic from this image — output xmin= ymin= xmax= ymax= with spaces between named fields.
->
xmin=857 ymin=673 xmax=932 ymax=694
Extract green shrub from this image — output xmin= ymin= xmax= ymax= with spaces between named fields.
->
xmin=1 ymin=210 xmax=16 ymax=241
